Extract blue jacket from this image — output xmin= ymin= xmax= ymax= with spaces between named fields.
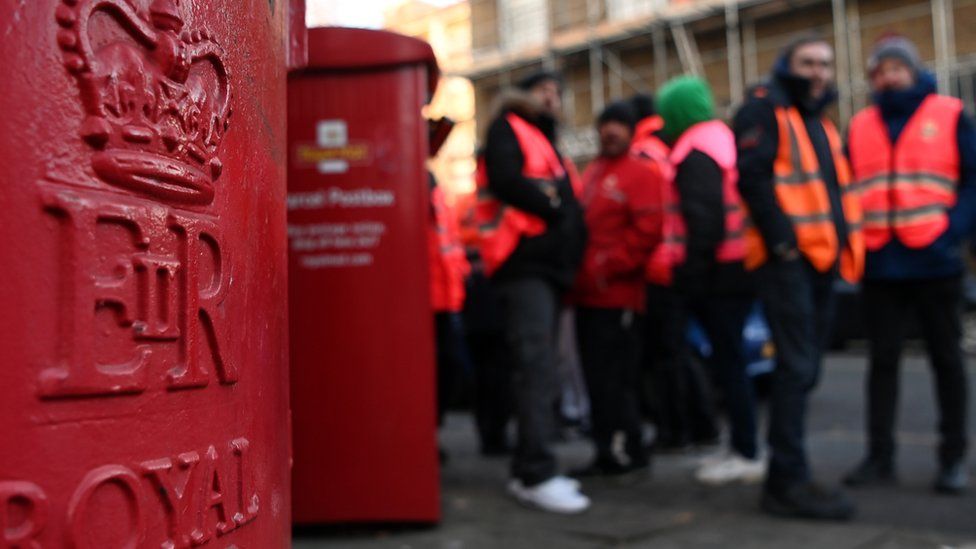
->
xmin=852 ymin=72 xmax=976 ymax=280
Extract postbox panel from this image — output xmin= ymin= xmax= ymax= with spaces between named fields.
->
xmin=288 ymin=65 xmax=440 ymax=523
xmin=0 ymin=1 xmax=291 ymax=547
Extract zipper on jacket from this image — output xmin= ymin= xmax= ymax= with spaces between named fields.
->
xmin=887 ymin=129 xmax=898 ymax=233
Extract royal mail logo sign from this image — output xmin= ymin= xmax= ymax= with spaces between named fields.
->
xmin=293 ymin=119 xmax=372 ymax=173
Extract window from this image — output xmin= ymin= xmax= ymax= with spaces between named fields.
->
xmin=606 ymin=0 xmax=666 ymax=22
xmin=500 ymin=0 xmax=549 ymax=52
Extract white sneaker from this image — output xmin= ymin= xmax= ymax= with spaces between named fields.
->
xmin=697 ymin=450 xmax=729 ymax=468
xmin=510 ymin=475 xmax=581 ymax=493
xmin=551 ymin=475 xmax=581 ymax=492
xmin=507 ymin=477 xmax=591 ymax=514
xmin=695 ymin=453 xmax=766 ymax=485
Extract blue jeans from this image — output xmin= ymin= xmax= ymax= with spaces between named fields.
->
xmin=757 ymin=259 xmax=837 ymax=490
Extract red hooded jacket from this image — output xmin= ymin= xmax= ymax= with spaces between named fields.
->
xmin=574 ymin=154 xmax=666 ymax=311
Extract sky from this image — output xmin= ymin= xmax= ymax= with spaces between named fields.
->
xmin=306 ymin=0 xmax=460 ymax=29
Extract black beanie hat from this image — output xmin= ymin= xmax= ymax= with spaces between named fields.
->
xmin=629 ymin=93 xmax=656 ymax=120
xmin=597 ymin=100 xmax=638 ymax=132
xmin=867 ymin=34 xmax=922 ymax=76
xmin=516 ymin=70 xmax=563 ymax=92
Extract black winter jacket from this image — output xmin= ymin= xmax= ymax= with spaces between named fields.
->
xmin=482 ymin=93 xmax=587 ymax=290
xmin=732 ymin=67 xmax=848 ymax=265
xmin=673 ymin=150 xmax=753 ymax=297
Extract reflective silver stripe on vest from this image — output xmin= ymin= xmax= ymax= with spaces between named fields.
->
xmin=777 ymin=117 xmax=827 ymax=186
xmin=853 ymin=172 xmax=957 ymax=193
xmin=789 ymin=211 xmax=834 ymax=225
xmin=863 ymin=204 xmax=946 ymax=223
xmin=774 ymin=171 xmax=825 ymax=185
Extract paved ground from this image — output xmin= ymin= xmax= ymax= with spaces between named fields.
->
xmin=294 ymin=351 xmax=976 ymax=548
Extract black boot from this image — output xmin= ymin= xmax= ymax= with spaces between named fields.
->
xmin=934 ymin=462 xmax=969 ymax=495
xmin=570 ymin=458 xmax=630 ymax=478
xmin=480 ymin=438 xmax=512 ymax=457
xmin=761 ymin=481 xmax=856 ymax=521
xmin=843 ymin=458 xmax=896 ymax=487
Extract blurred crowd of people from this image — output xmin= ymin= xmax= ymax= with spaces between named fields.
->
xmin=425 ymin=32 xmax=974 ymax=520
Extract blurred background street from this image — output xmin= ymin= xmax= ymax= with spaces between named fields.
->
xmin=295 ymin=350 xmax=976 ymax=548
xmin=290 ymin=0 xmax=976 ymax=542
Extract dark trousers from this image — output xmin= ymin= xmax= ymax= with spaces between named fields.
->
xmin=468 ymin=330 xmax=513 ymax=450
xmin=496 ymin=277 xmax=561 ymax=486
xmin=757 ymin=259 xmax=836 ymax=489
xmin=644 ymin=284 xmax=718 ymax=446
xmin=576 ymin=307 xmax=647 ymax=465
xmin=863 ymin=277 xmax=969 ymax=467
xmin=687 ymin=296 xmax=758 ymax=460
xmin=435 ymin=312 xmax=469 ymax=425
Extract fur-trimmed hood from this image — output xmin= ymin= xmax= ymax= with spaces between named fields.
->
xmin=483 ymin=88 xmax=558 ymax=143
xmin=491 ymin=88 xmax=544 ymax=120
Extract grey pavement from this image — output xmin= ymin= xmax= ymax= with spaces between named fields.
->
xmin=294 ymin=351 xmax=976 ymax=548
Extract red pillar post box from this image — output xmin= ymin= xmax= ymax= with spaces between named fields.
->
xmin=0 ymin=1 xmax=292 ymax=547
xmin=287 ymin=27 xmax=441 ymax=524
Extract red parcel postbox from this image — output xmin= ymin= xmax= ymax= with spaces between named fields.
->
xmin=287 ymin=27 xmax=441 ymax=524
xmin=0 ymin=0 xmax=292 ymax=547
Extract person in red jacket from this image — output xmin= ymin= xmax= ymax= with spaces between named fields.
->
xmin=428 ymin=173 xmax=472 ymax=435
xmin=572 ymin=101 xmax=666 ymax=476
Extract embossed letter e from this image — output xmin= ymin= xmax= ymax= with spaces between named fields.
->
xmin=38 ymin=188 xmax=235 ymax=399
xmin=43 ymin=0 xmax=237 ymax=400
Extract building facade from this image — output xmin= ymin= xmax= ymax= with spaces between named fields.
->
xmin=465 ymin=0 xmax=976 ymax=164
xmin=386 ymin=1 xmax=479 ymax=199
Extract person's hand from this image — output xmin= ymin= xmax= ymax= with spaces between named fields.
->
xmin=772 ymin=242 xmax=800 ymax=262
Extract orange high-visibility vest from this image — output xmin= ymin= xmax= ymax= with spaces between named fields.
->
xmin=743 ymin=105 xmax=865 ymax=283
xmin=631 ymin=116 xmax=671 ymax=166
xmin=631 ymin=117 xmax=680 ymax=286
xmin=474 ymin=113 xmax=576 ymax=275
xmin=429 ymin=185 xmax=471 ymax=312
xmin=848 ymin=94 xmax=962 ymax=251
xmin=645 ymin=120 xmax=746 ymax=286
xmin=671 ymin=120 xmax=746 ymax=263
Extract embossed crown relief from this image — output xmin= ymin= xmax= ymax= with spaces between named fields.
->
xmin=57 ymin=0 xmax=232 ymax=204
xmin=40 ymin=0 xmax=238 ymax=401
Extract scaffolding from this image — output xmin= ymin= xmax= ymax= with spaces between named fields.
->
xmin=464 ymin=0 xmax=976 ymax=163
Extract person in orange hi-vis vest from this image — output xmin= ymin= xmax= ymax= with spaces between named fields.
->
xmin=630 ymin=94 xmax=724 ymax=455
xmin=842 ymin=35 xmax=976 ymax=495
xmin=476 ymin=71 xmax=589 ymax=514
xmin=428 ymin=173 xmax=472 ymax=437
xmin=568 ymin=100 xmax=664 ymax=479
xmin=428 ymin=116 xmax=474 ymax=464
xmin=733 ymin=33 xmax=864 ymax=521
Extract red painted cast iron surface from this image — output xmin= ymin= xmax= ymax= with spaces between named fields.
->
xmin=0 ymin=1 xmax=292 ymax=546
xmin=287 ymin=27 xmax=440 ymax=524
